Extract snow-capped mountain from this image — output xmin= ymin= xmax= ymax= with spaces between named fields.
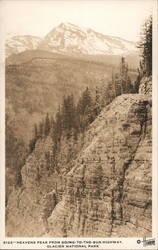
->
xmin=6 ymin=35 xmax=42 ymax=57
xmin=38 ymin=22 xmax=137 ymax=56
xmin=6 ymin=23 xmax=137 ymax=57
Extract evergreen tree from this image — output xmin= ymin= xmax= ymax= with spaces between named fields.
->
xmin=34 ymin=124 xmax=38 ymax=140
xmin=134 ymin=69 xmax=142 ymax=93
xmin=62 ymin=94 xmax=77 ymax=139
xmin=44 ymin=113 xmax=51 ymax=136
xmin=77 ymin=87 xmax=93 ymax=116
xmin=112 ymin=69 xmax=117 ymax=98
xmin=53 ymin=106 xmax=62 ymax=145
xmin=112 ymin=57 xmax=133 ymax=95
xmin=29 ymin=138 xmax=36 ymax=153
xmin=39 ymin=120 xmax=44 ymax=138
xmin=6 ymin=115 xmax=27 ymax=189
xmin=77 ymin=87 xmax=94 ymax=131
xmin=94 ymin=86 xmax=101 ymax=117
xmin=120 ymin=57 xmax=127 ymax=77
xmin=138 ymin=15 xmax=152 ymax=76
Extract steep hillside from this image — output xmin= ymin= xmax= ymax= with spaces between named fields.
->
xmin=6 ymin=77 xmax=152 ymax=237
xmin=6 ymin=50 xmax=112 ymax=142
xmin=47 ymin=93 xmax=152 ymax=237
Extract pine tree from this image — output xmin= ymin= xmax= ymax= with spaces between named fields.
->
xmin=55 ymin=106 xmax=62 ymax=143
xmin=138 ymin=15 xmax=152 ymax=76
xmin=29 ymin=124 xmax=38 ymax=153
xmin=6 ymin=115 xmax=27 ymax=189
xmin=77 ymin=87 xmax=94 ymax=131
xmin=112 ymin=69 xmax=117 ymax=98
xmin=120 ymin=57 xmax=127 ymax=77
xmin=112 ymin=57 xmax=133 ymax=95
xmin=29 ymin=138 xmax=36 ymax=153
xmin=61 ymin=94 xmax=77 ymax=139
xmin=77 ymin=87 xmax=93 ymax=114
xmin=39 ymin=120 xmax=44 ymax=138
xmin=94 ymin=86 xmax=101 ymax=116
xmin=34 ymin=124 xmax=38 ymax=140
xmin=44 ymin=113 xmax=51 ymax=136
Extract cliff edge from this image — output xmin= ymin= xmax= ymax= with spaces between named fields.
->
xmin=6 ymin=77 xmax=152 ymax=237
xmin=47 ymin=93 xmax=152 ymax=237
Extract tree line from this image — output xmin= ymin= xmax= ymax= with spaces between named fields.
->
xmin=29 ymin=86 xmax=98 ymax=152
xmin=29 ymin=14 xmax=152 ymax=172
xmin=29 ymin=55 xmax=137 ymax=155
xmin=5 ymin=14 xmax=152 ymax=195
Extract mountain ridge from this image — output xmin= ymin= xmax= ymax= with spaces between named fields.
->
xmin=6 ymin=35 xmax=42 ymax=57
xmin=6 ymin=49 xmax=115 ymax=143
xmin=6 ymin=22 xmax=138 ymax=58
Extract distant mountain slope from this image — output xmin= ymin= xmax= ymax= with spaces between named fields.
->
xmin=6 ymin=50 xmax=112 ymax=142
xmin=6 ymin=49 xmax=139 ymax=70
xmin=6 ymin=23 xmax=138 ymax=58
xmin=6 ymin=50 xmax=68 ymax=65
xmin=6 ymin=35 xmax=42 ymax=57
xmin=39 ymin=22 xmax=137 ymax=56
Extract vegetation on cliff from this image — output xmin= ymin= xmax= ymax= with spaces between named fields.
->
xmin=138 ymin=15 xmax=152 ymax=76
xmin=28 ymin=56 xmax=138 ymax=175
xmin=135 ymin=15 xmax=152 ymax=91
xmin=5 ymin=15 xmax=152 ymax=237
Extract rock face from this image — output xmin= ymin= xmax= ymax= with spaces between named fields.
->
xmin=139 ymin=76 xmax=152 ymax=95
xmin=6 ymin=23 xmax=137 ymax=58
xmin=6 ymin=78 xmax=152 ymax=237
xmin=47 ymin=94 xmax=152 ymax=237
xmin=38 ymin=22 xmax=137 ymax=56
xmin=6 ymin=137 xmax=63 ymax=237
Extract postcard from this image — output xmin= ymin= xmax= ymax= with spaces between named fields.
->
xmin=0 ymin=0 xmax=157 ymax=249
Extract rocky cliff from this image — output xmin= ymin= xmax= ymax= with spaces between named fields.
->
xmin=139 ymin=76 xmax=152 ymax=96
xmin=6 ymin=137 xmax=57 ymax=236
xmin=6 ymin=78 xmax=152 ymax=237
xmin=47 ymin=93 xmax=152 ymax=237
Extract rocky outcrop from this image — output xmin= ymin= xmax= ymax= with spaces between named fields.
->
xmin=139 ymin=76 xmax=152 ymax=95
xmin=6 ymin=78 xmax=152 ymax=237
xmin=47 ymin=94 xmax=152 ymax=237
xmin=5 ymin=137 xmax=63 ymax=237
xmin=6 ymin=129 xmax=85 ymax=236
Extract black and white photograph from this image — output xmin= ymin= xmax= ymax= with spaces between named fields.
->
xmin=0 ymin=0 xmax=158 ymax=249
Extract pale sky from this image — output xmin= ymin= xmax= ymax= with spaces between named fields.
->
xmin=0 ymin=0 xmax=155 ymax=42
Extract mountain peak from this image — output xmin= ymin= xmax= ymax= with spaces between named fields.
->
xmin=39 ymin=22 xmax=137 ymax=56
xmin=54 ymin=22 xmax=89 ymax=35
xmin=6 ymin=23 xmax=138 ymax=58
xmin=59 ymin=22 xmax=78 ymax=28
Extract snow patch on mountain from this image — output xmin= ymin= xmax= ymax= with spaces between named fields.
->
xmin=6 ymin=23 xmax=138 ymax=57
xmin=39 ymin=22 xmax=137 ymax=56
xmin=6 ymin=36 xmax=42 ymax=57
